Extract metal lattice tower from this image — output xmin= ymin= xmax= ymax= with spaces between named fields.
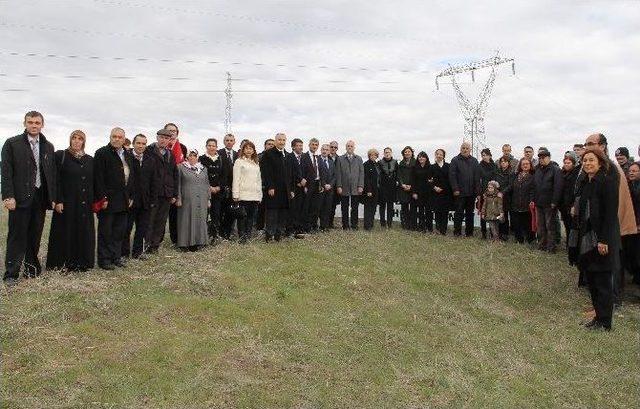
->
xmin=224 ymin=71 xmax=233 ymax=133
xmin=436 ymin=53 xmax=515 ymax=157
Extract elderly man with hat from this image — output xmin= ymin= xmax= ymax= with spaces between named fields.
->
xmin=145 ymin=128 xmax=179 ymax=254
xmin=533 ymin=148 xmax=563 ymax=253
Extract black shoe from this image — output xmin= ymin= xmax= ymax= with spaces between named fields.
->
xmin=100 ymin=264 xmax=115 ymax=271
xmin=114 ymin=259 xmax=126 ymax=268
xmin=132 ymin=253 xmax=148 ymax=260
xmin=147 ymin=247 xmax=158 ymax=254
xmin=294 ymin=233 xmax=305 ymax=239
xmin=3 ymin=277 xmax=19 ymax=287
xmin=584 ymin=318 xmax=599 ymax=328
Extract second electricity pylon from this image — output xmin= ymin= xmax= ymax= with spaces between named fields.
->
xmin=224 ymin=72 xmax=233 ymax=134
xmin=435 ymin=53 xmax=515 ymax=157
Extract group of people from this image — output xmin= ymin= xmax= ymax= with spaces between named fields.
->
xmin=3 ymin=111 xmax=640 ymax=331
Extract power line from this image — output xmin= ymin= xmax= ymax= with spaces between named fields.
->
xmin=0 ymin=88 xmax=417 ymax=93
xmin=0 ymin=50 xmax=428 ymax=76
xmin=0 ymin=21 xmax=430 ymax=73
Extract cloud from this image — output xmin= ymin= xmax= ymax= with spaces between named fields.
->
xmin=0 ymin=0 xmax=637 ymax=161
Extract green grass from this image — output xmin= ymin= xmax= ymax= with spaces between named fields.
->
xmin=1 ymin=212 xmax=639 ymax=408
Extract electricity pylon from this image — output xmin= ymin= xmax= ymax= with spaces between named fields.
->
xmin=224 ymin=71 xmax=232 ymax=133
xmin=436 ymin=53 xmax=515 ymax=157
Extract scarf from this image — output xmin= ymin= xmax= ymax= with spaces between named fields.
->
xmin=182 ymin=161 xmax=204 ymax=174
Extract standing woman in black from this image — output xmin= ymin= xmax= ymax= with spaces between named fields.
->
xmin=430 ymin=149 xmax=453 ymax=235
xmin=478 ymin=148 xmax=498 ymax=239
xmin=559 ymin=152 xmax=580 ymax=248
xmin=575 ymin=150 xmax=619 ymax=331
xmin=362 ymin=148 xmax=380 ymax=231
xmin=494 ymin=157 xmax=513 ymax=241
xmin=504 ymin=158 xmax=535 ymax=244
xmin=377 ymin=147 xmax=397 ymax=228
xmin=199 ymin=138 xmax=226 ymax=243
xmin=46 ymin=130 xmax=95 ymax=271
xmin=397 ymin=146 xmax=416 ymax=230
xmin=412 ymin=151 xmax=433 ymax=233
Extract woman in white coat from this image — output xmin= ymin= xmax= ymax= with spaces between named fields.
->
xmin=232 ymin=141 xmax=263 ymax=243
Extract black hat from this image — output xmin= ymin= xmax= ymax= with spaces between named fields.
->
xmin=615 ymin=147 xmax=629 ymax=158
xmin=538 ymin=148 xmax=551 ymax=158
xmin=156 ymin=129 xmax=172 ymax=137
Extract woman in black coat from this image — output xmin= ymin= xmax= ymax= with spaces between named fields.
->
xmin=504 ymin=158 xmax=535 ymax=244
xmin=574 ymin=150 xmax=619 ymax=331
xmin=478 ymin=148 xmax=498 ymax=239
xmin=412 ymin=151 xmax=433 ymax=232
xmin=397 ymin=146 xmax=416 ymax=230
xmin=494 ymin=157 xmax=513 ymax=241
xmin=559 ymin=153 xmax=580 ymax=248
xmin=199 ymin=138 xmax=227 ymax=241
xmin=378 ymin=147 xmax=397 ymax=228
xmin=46 ymin=130 xmax=95 ymax=271
xmin=362 ymin=149 xmax=380 ymax=231
xmin=430 ymin=149 xmax=453 ymax=235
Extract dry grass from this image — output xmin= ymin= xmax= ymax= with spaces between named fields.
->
xmin=1 ymin=211 xmax=639 ymax=408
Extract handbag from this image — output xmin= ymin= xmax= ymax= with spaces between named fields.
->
xmin=229 ymin=202 xmax=247 ymax=219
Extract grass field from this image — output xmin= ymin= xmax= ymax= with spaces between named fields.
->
xmin=1 ymin=212 xmax=639 ymax=408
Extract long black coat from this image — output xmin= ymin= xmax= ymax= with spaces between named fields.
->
xmin=577 ymin=170 xmax=619 ymax=272
xmin=534 ymin=163 xmax=563 ymax=208
xmin=147 ymin=143 xmax=178 ymax=200
xmin=46 ymin=151 xmax=95 ymax=270
xmin=449 ymin=154 xmax=480 ymax=197
xmin=130 ymin=153 xmax=160 ymax=210
xmin=397 ymin=158 xmax=416 ymax=204
xmin=93 ymin=144 xmax=135 ymax=213
xmin=479 ymin=160 xmax=498 ymax=194
xmin=1 ymin=131 xmax=57 ymax=207
xmin=362 ymin=159 xmax=380 ymax=204
xmin=412 ymin=163 xmax=432 ymax=206
xmin=377 ymin=158 xmax=397 ymax=203
xmin=260 ymin=147 xmax=292 ymax=209
xmin=560 ymin=167 xmax=580 ymax=213
xmin=505 ymin=172 xmax=535 ymax=212
xmin=430 ymin=162 xmax=453 ymax=212
xmin=493 ymin=168 xmax=512 ymax=210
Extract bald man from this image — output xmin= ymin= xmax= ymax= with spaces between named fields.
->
xmin=335 ymin=140 xmax=364 ymax=230
xmin=94 ymin=127 xmax=136 ymax=270
xmin=449 ymin=142 xmax=480 ymax=237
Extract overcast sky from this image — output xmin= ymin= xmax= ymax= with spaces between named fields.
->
xmin=0 ymin=0 xmax=638 ymax=160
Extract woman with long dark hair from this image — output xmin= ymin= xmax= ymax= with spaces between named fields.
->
xmin=412 ymin=151 xmax=433 ymax=232
xmin=397 ymin=146 xmax=416 ymax=230
xmin=504 ymin=158 xmax=535 ymax=244
xmin=46 ymin=130 xmax=95 ymax=271
xmin=232 ymin=141 xmax=262 ymax=244
xmin=574 ymin=150 xmax=618 ymax=331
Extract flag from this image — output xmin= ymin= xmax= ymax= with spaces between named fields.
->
xmin=171 ymin=139 xmax=184 ymax=164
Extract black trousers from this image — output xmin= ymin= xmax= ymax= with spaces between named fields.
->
xmin=622 ymin=233 xmax=640 ymax=284
xmin=560 ymin=208 xmax=572 ymax=248
xmin=304 ymin=180 xmax=321 ymax=231
xmin=400 ymin=201 xmax=416 ymax=230
xmin=453 ymin=196 xmax=475 ymax=236
xmin=498 ymin=211 xmax=510 ymax=240
xmin=237 ymin=201 xmax=258 ymax=240
xmin=331 ymin=192 xmax=340 ymax=228
xmin=4 ymin=188 xmax=46 ymax=279
xmin=256 ymin=198 xmax=266 ymax=231
xmin=122 ymin=207 xmax=151 ymax=258
xmin=146 ymin=199 xmax=171 ymax=250
xmin=220 ymin=196 xmax=235 ymax=239
xmin=379 ymin=199 xmax=395 ymax=227
xmin=511 ymin=210 xmax=534 ymax=244
xmin=169 ymin=203 xmax=178 ymax=244
xmin=416 ymin=205 xmax=433 ymax=232
xmin=536 ymin=206 xmax=558 ymax=252
xmin=319 ymin=190 xmax=335 ymax=230
xmin=340 ymin=195 xmax=360 ymax=229
xmin=208 ymin=195 xmax=222 ymax=239
xmin=97 ymin=211 xmax=128 ymax=267
xmin=363 ymin=197 xmax=377 ymax=230
xmin=585 ymin=269 xmax=613 ymax=328
xmin=434 ymin=211 xmax=449 ymax=235
xmin=289 ymin=187 xmax=306 ymax=234
xmin=265 ymin=208 xmax=288 ymax=239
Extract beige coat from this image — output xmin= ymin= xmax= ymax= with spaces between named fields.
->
xmin=232 ymin=157 xmax=263 ymax=202
xmin=616 ymin=164 xmax=636 ymax=236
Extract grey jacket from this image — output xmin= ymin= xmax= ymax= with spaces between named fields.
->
xmin=335 ymin=153 xmax=364 ymax=196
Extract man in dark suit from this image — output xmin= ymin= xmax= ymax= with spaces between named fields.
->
xmin=301 ymin=138 xmax=322 ymax=233
xmin=287 ymin=138 xmax=307 ymax=237
xmin=146 ymin=129 xmax=179 ymax=254
xmin=329 ymin=140 xmax=340 ymax=228
xmin=94 ymin=127 xmax=135 ymax=270
xmin=260 ymin=133 xmax=293 ymax=241
xmin=2 ymin=111 xmax=56 ymax=282
xmin=218 ymin=133 xmax=238 ymax=240
xmin=318 ymin=143 xmax=337 ymax=231
xmin=122 ymin=134 xmax=159 ymax=260
xmin=163 ymin=122 xmax=187 ymax=245
xmin=256 ymin=138 xmax=276 ymax=231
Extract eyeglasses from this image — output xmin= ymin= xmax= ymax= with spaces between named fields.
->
xmin=584 ymin=141 xmax=599 ymax=147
